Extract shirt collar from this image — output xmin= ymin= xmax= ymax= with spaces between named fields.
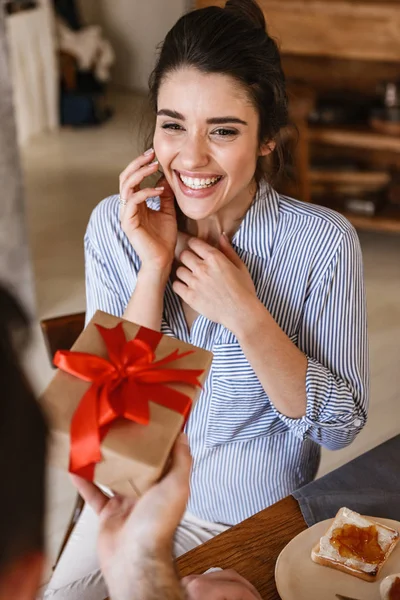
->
xmin=232 ymin=180 xmax=280 ymax=260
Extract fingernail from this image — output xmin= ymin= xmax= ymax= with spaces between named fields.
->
xmin=149 ymin=160 xmax=159 ymax=166
xmin=179 ymin=432 xmax=189 ymax=446
xmin=204 ymin=568 xmax=223 ymax=574
xmin=155 ymin=186 xmax=164 ymax=192
xmin=144 ymin=147 xmax=154 ymax=155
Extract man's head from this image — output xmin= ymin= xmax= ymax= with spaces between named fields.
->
xmin=0 ymin=287 xmax=48 ymax=599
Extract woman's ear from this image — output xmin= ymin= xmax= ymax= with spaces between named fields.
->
xmin=259 ymin=140 xmax=276 ymax=157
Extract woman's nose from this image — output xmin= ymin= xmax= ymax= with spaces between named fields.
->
xmin=179 ymin=135 xmax=209 ymax=170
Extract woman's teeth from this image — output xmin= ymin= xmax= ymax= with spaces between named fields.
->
xmin=179 ymin=174 xmax=221 ymax=190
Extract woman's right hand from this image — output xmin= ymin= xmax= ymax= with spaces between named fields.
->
xmin=119 ymin=149 xmax=177 ymax=272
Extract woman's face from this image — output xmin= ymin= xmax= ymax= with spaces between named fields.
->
xmin=153 ymin=67 xmax=271 ymax=221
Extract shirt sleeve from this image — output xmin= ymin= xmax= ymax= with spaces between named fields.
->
xmin=275 ymin=225 xmax=369 ymax=450
xmin=84 ymin=233 xmax=125 ymax=325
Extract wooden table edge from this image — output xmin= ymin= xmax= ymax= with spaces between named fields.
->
xmin=177 ymin=495 xmax=307 ymax=599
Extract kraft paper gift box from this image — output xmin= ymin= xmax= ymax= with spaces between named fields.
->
xmin=41 ymin=310 xmax=212 ymax=497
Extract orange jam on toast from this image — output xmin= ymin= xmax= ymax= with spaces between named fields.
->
xmin=331 ymin=524 xmax=385 ymax=564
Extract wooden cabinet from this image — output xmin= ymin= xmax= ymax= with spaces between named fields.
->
xmin=196 ymin=0 xmax=400 ymax=232
xmin=197 ymin=0 xmax=400 ymax=63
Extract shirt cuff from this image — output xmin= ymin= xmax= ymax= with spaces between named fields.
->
xmin=271 ymin=357 xmax=363 ymax=441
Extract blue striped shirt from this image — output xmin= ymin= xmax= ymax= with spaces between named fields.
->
xmin=84 ymin=181 xmax=369 ymax=526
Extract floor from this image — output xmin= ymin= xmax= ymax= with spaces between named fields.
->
xmin=21 ymin=90 xmax=400 ymax=588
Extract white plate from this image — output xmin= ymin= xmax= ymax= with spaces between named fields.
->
xmin=275 ymin=516 xmax=400 ymax=600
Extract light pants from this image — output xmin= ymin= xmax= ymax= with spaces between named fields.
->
xmin=44 ymin=502 xmax=229 ymax=600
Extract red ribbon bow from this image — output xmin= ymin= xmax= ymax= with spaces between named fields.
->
xmin=54 ymin=323 xmax=203 ymax=481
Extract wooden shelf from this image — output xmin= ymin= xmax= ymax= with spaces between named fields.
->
xmin=312 ymin=200 xmax=400 ymax=233
xmin=309 ymin=126 xmax=400 ymax=153
xmin=341 ymin=211 xmax=400 ymax=233
xmin=310 ymin=169 xmax=390 ymax=188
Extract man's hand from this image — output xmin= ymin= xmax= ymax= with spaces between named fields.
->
xmin=182 ymin=569 xmax=262 ymax=600
xmin=72 ymin=433 xmax=191 ymax=600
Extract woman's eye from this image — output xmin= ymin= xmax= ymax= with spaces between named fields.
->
xmin=161 ymin=123 xmax=184 ymax=131
xmin=212 ymin=128 xmax=238 ymax=137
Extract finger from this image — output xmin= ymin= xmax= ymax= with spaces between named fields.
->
xmin=176 ymin=266 xmax=194 ymax=286
xmin=123 ymin=186 xmax=165 ymax=207
xmin=161 ymin=433 xmax=192 ymax=490
xmin=179 ymin=249 xmax=203 ymax=271
xmin=181 ymin=574 xmax=201 ymax=588
xmin=120 ymin=161 xmax=159 ymax=199
xmin=120 ymin=186 xmax=164 ymax=221
xmin=98 ymin=494 xmax=133 ymax=523
xmin=197 ymin=569 xmax=261 ymax=596
xmin=160 ymin=194 xmax=176 ymax=218
xmin=169 ymin=432 xmax=192 ymax=480
xmin=156 ymin=175 xmax=173 ymax=196
xmin=187 ymin=237 xmax=216 ymax=260
xmin=185 ymin=578 xmax=261 ymax=600
xmin=119 ymin=148 xmax=155 ymax=184
xmin=70 ymin=475 xmax=109 ymax=515
xmin=219 ymin=233 xmax=243 ymax=268
xmin=181 ymin=571 xmax=224 ymax=589
xmin=175 ymin=231 xmax=192 ymax=259
xmin=172 ymin=280 xmax=191 ymax=303
xmin=158 ymin=180 xmax=176 ymax=218
xmin=150 ymin=434 xmax=191 ymax=527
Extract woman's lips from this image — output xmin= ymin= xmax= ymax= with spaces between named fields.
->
xmin=174 ymin=170 xmax=224 ymax=199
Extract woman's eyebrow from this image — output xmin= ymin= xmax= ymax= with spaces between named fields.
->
xmin=207 ymin=116 xmax=248 ymax=126
xmin=157 ymin=109 xmax=184 ymax=119
xmin=157 ymin=109 xmax=248 ymax=126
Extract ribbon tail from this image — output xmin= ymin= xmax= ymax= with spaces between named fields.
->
xmin=151 ymin=349 xmax=195 ymax=368
xmin=137 ymin=368 xmax=204 ymax=386
xmin=135 ymin=326 xmax=163 ymax=351
xmin=95 ymin=323 xmax=128 ymax=366
xmin=143 ymin=384 xmax=193 ymax=425
xmin=69 ymin=385 xmax=102 ymax=480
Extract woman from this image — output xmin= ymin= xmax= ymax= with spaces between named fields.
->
xmin=46 ymin=0 xmax=369 ymax=598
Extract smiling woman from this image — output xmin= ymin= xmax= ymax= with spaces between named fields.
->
xmin=153 ymin=69 xmax=267 ymax=222
xmin=156 ymin=102 xmax=251 ymax=194
xmin=45 ymin=1 xmax=369 ymax=599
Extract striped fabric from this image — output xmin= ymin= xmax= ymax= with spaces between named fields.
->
xmin=84 ymin=181 xmax=369 ymax=526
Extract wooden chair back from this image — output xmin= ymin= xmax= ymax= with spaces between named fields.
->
xmin=40 ymin=311 xmax=86 ymax=567
xmin=40 ymin=312 xmax=85 ymax=366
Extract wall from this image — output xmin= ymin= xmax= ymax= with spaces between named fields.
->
xmin=77 ymin=0 xmax=98 ymax=25
xmin=79 ymin=0 xmax=190 ymax=93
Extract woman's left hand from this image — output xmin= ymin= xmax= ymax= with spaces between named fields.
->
xmin=173 ymin=234 xmax=257 ymax=331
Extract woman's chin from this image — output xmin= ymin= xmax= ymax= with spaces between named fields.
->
xmin=175 ymin=196 xmax=219 ymax=221
xmin=173 ymin=185 xmax=225 ymax=221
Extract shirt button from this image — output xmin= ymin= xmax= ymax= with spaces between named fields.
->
xmin=354 ymin=418 xmax=362 ymax=427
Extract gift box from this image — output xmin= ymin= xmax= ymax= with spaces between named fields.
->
xmin=41 ymin=310 xmax=213 ymax=497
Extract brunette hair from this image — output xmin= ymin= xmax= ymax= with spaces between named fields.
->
xmin=148 ymin=0 xmax=288 ymax=182
xmin=0 ymin=286 xmax=47 ymax=571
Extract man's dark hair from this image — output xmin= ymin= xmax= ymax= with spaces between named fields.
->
xmin=0 ymin=286 xmax=48 ymax=570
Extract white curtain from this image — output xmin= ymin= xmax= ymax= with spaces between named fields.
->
xmin=0 ymin=4 xmax=35 ymax=314
xmin=6 ymin=0 xmax=59 ymax=146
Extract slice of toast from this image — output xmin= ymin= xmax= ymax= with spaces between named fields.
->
xmin=311 ymin=507 xmax=399 ymax=582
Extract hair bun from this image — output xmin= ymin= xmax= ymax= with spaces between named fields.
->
xmin=224 ymin=0 xmax=266 ymax=30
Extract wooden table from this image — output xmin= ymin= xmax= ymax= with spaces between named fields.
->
xmin=177 ymin=496 xmax=307 ymax=599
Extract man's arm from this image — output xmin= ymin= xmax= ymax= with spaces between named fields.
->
xmin=72 ymin=435 xmax=191 ymax=600
xmin=114 ymin=549 xmax=184 ymax=600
